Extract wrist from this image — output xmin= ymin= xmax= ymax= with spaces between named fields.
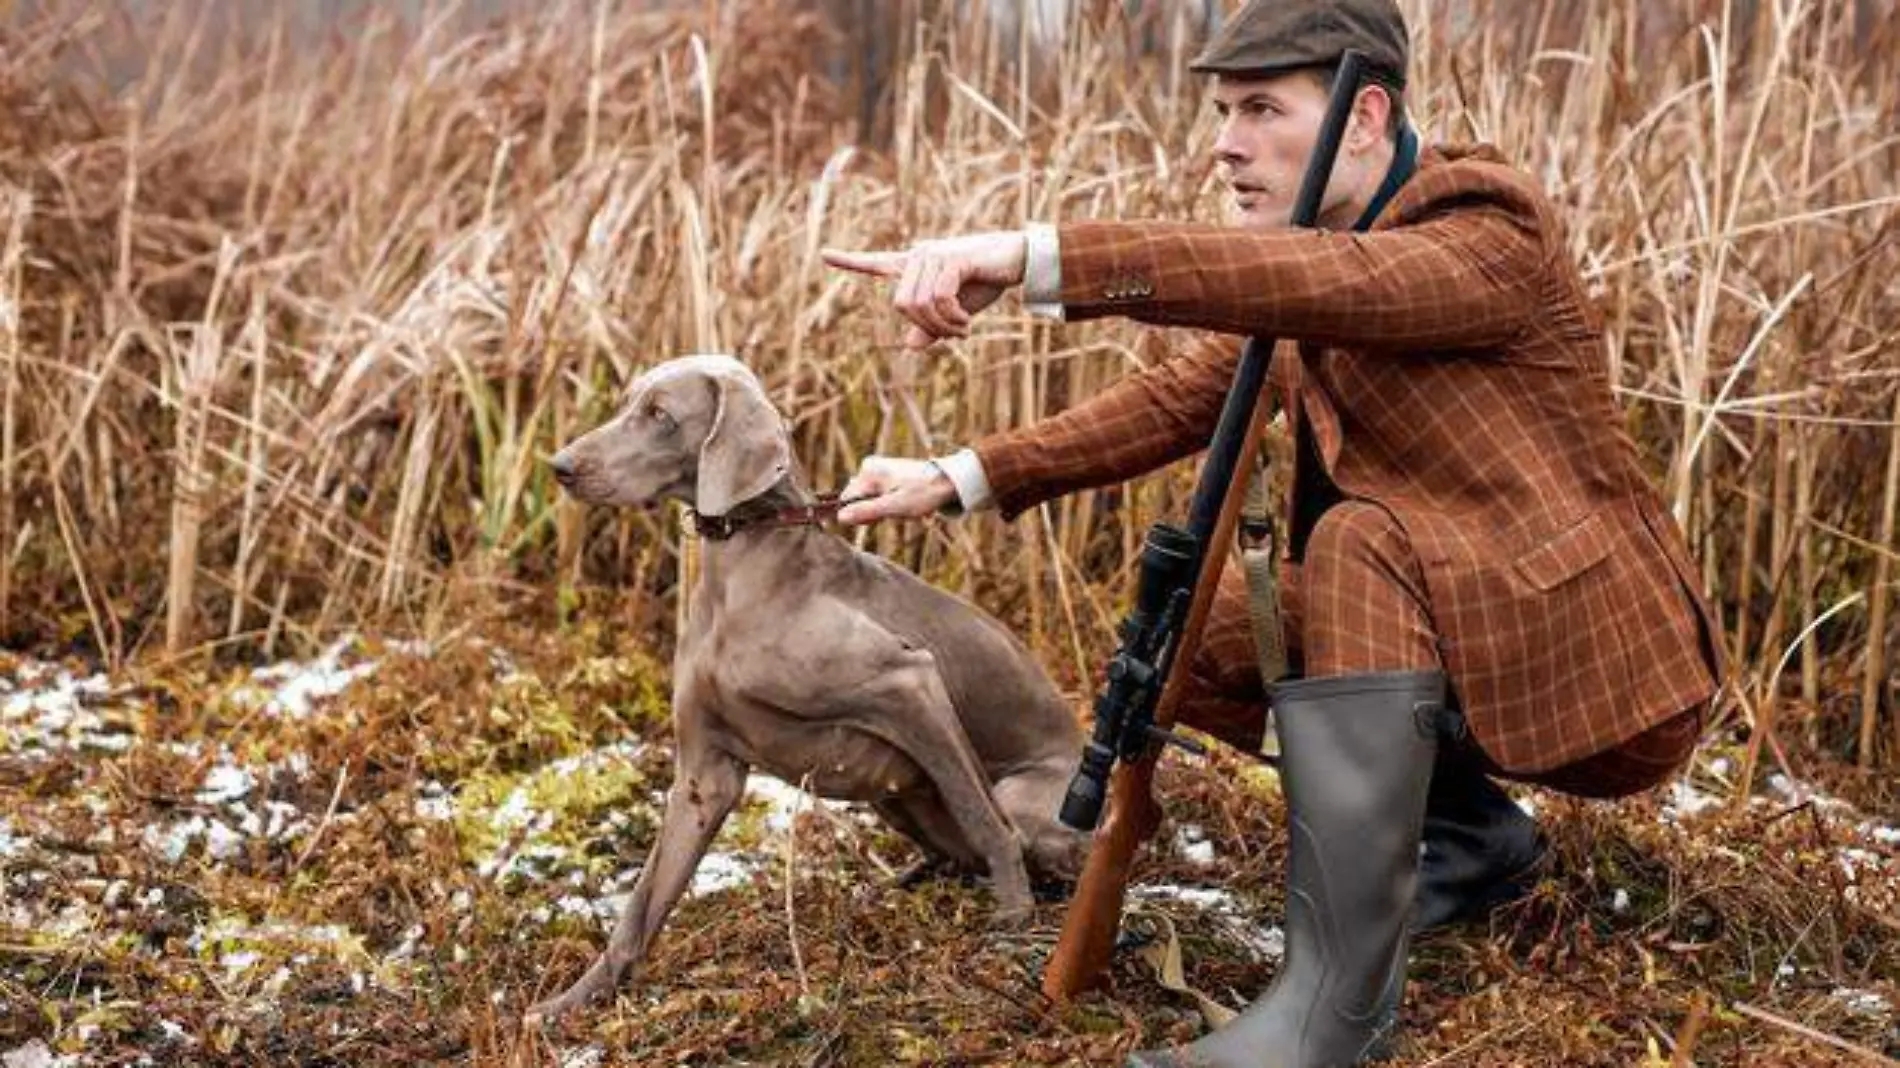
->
xmin=929 ymin=449 xmax=994 ymax=514
xmin=924 ymin=461 xmax=963 ymax=516
xmin=1021 ymin=223 xmax=1063 ymax=317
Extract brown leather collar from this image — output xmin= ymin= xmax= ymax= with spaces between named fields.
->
xmin=688 ymin=494 xmax=851 ymax=541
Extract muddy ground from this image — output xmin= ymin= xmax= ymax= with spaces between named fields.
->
xmin=0 ymin=622 xmax=1894 ymax=1066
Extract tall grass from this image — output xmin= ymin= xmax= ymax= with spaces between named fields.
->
xmin=0 ymin=0 xmax=1894 ymax=770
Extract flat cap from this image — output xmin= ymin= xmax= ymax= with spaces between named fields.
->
xmin=1190 ymin=0 xmax=1410 ymax=89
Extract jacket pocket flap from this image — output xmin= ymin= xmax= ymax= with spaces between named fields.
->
xmin=1513 ymin=511 xmax=1614 ymax=592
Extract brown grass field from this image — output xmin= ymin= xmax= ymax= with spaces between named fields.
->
xmin=0 ymin=0 xmax=1895 ymax=1064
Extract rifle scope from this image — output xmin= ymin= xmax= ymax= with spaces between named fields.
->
xmin=1057 ymin=523 xmax=1199 ymax=831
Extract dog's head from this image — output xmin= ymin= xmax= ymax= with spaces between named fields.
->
xmin=551 ymin=354 xmax=792 ymax=516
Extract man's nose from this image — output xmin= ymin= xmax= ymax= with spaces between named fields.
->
xmin=1212 ymin=119 xmax=1247 ymax=168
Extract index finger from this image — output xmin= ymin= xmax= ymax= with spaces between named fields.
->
xmin=836 ymin=498 xmax=890 ymax=526
xmin=822 ymin=247 xmax=908 ymax=279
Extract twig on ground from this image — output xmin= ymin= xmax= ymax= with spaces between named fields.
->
xmin=784 ymin=773 xmax=812 ymax=1004
xmin=1670 ymin=991 xmax=1711 ymax=1066
xmin=292 ymin=758 xmax=350 ymax=873
xmin=1733 ymin=1001 xmax=1900 ymax=1066
xmin=1416 ymin=1006 xmax=1566 ymax=1066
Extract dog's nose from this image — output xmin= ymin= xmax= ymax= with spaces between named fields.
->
xmin=550 ymin=455 xmax=577 ymax=485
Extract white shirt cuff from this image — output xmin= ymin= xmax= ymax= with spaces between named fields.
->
xmin=930 ymin=449 xmax=995 ymax=514
xmin=1022 ymin=222 xmax=1065 ymax=321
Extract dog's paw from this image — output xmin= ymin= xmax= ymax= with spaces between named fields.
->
xmin=990 ymin=892 xmax=1036 ymax=930
xmin=1030 ymin=873 xmax=1076 ymax=904
xmin=522 ymin=991 xmax=584 ymax=1028
xmin=522 ymin=959 xmax=619 ymax=1026
xmin=895 ymin=857 xmax=969 ymax=890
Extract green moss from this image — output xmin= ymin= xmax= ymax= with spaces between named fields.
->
xmin=452 ymin=743 xmax=654 ymax=867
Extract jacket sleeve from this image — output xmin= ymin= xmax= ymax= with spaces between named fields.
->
xmin=1056 ymin=173 xmax=1548 ymax=351
xmin=972 ymin=334 xmax=1258 ymax=521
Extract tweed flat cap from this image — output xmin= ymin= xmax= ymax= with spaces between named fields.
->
xmin=1191 ymin=0 xmax=1410 ymax=89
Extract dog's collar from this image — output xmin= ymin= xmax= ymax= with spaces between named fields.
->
xmin=688 ymin=494 xmax=850 ymax=541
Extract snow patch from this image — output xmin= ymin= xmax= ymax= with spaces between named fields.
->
xmin=739 ymin=773 xmax=842 ymax=834
xmin=1127 ymin=884 xmax=1282 ymax=964
xmin=1659 ymin=779 xmax=1723 ymax=825
xmin=2 ymin=1040 xmax=83 ymax=1068
xmin=1859 ymin=822 xmax=1900 ymax=848
xmin=229 ymin=637 xmax=378 ymax=719
xmin=1830 ymin=988 xmax=1892 ymax=1019
xmin=1 ymin=659 xmax=133 ymax=756
xmin=196 ymin=762 xmax=256 ymax=805
xmin=690 ymin=852 xmax=764 ymax=896
xmin=1241 ymin=924 xmax=1286 ymax=964
xmin=1129 ymin=884 xmax=1243 ymax=913
xmin=0 ymin=819 xmax=28 ymax=859
xmin=1173 ymin=824 xmax=1217 ymax=867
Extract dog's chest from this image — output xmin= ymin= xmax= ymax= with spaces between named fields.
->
xmin=725 ymin=712 xmax=927 ymax=802
xmin=678 ymin=663 xmax=922 ymax=803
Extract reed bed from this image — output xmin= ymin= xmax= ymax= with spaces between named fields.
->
xmin=0 ymin=0 xmax=1895 ymax=767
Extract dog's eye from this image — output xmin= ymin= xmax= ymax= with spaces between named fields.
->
xmin=646 ymin=405 xmax=677 ymax=433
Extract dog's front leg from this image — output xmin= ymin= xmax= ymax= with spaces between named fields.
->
xmin=524 ymin=739 xmax=746 ymax=1023
xmin=837 ymin=655 xmax=1035 ymax=921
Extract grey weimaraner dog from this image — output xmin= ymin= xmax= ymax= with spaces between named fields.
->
xmin=528 ymin=354 xmax=1086 ymax=1020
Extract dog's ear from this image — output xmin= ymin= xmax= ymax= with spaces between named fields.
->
xmin=695 ymin=365 xmax=792 ymax=516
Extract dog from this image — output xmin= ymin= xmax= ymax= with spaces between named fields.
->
xmin=527 ymin=354 xmax=1086 ymax=1020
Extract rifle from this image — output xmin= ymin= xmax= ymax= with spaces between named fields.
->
xmin=1042 ymin=50 xmax=1373 ymax=1002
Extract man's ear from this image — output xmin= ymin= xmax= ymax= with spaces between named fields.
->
xmin=1350 ymin=83 xmax=1393 ymax=151
xmin=694 ymin=366 xmax=792 ymax=517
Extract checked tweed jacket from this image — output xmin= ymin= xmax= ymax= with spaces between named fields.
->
xmin=973 ymin=144 xmax=1724 ymax=774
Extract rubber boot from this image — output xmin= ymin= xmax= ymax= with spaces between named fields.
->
xmin=1128 ymin=670 xmax=1443 ymax=1068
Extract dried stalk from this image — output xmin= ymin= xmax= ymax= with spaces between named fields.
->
xmin=1862 ymin=389 xmax=1899 ymax=767
xmin=225 ymin=287 xmax=271 ymax=641
xmin=164 ymin=241 xmax=239 ymax=656
xmin=0 ymin=192 xmax=25 ymax=638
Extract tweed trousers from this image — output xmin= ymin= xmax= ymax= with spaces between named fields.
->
xmin=1179 ymin=502 xmax=1703 ymax=799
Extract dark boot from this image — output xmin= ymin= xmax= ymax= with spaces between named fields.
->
xmin=1128 ymin=670 xmax=1442 ymax=1068
xmin=1412 ymin=745 xmax=1548 ymax=933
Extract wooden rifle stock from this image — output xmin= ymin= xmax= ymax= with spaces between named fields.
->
xmin=1039 ymin=50 xmax=1371 ymax=1002
xmin=1040 ymin=392 xmax=1276 ymax=1001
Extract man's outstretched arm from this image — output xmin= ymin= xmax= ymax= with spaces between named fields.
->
xmin=824 ymin=164 xmax=1549 ymax=356
xmin=837 ymin=334 xmax=1247 ymax=525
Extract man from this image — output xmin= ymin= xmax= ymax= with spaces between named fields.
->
xmin=823 ymin=1 xmax=1724 ymax=1064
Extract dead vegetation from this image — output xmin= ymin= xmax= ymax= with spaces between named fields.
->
xmin=0 ymin=0 xmax=1895 ymax=1064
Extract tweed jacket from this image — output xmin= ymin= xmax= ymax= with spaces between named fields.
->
xmin=972 ymin=144 xmax=1723 ymax=774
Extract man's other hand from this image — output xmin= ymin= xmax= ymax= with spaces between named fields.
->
xmin=822 ymin=231 xmax=1027 ymax=350
xmin=838 ymin=456 xmax=958 ymax=525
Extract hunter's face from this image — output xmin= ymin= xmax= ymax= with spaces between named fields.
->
xmin=1210 ymin=71 xmax=1377 ymax=230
